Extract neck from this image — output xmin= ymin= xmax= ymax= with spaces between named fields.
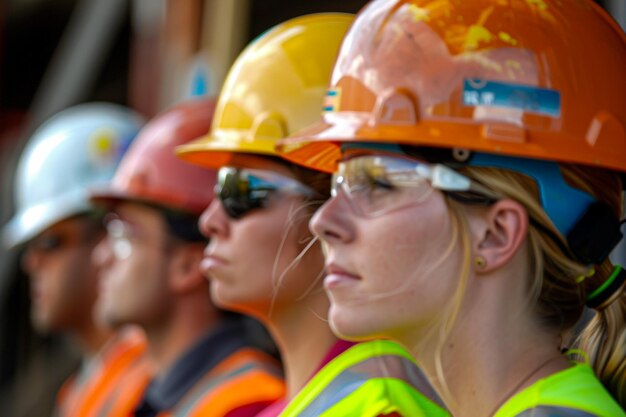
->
xmin=405 ymin=283 xmax=569 ymax=417
xmin=264 ymin=293 xmax=337 ymax=399
xmin=71 ymin=319 xmax=114 ymax=357
xmin=144 ymin=298 xmax=219 ymax=374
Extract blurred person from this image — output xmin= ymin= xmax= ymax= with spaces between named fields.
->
xmin=91 ymin=98 xmax=285 ymax=417
xmin=1 ymin=102 xmax=152 ymax=417
xmin=177 ymin=14 xmax=448 ymax=417
xmin=279 ymin=1 xmax=626 ymax=416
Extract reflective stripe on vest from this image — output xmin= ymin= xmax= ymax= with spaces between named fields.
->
xmin=514 ymin=406 xmax=599 ymax=416
xmin=163 ymin=348 xmax=284 ymax=417
xmin=280 ymin=340 xmax=449 ymax=417
xmin=93 ymin=356 xmax=152 ymax=417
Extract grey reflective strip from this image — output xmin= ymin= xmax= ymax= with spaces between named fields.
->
xmin=172 ymin=360 xmax=282 ymax=417
xmin=297 ymin=354 xmax=445 ymax=417
xmin=514 ymin=406 xmax=600 ymax=417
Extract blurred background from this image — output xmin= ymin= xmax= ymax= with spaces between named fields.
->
xmin=0 ymin=1 xmax=624 ymax=416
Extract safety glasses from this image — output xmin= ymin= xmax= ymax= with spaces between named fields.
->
xmin=104 ymin=215 xmax=139 ymax=260
xmin=104 ymin=210 xmax=203 ymax=260
xmin=217 ymin=167 xmax=317 ymax=219
xmin=332 ymin=155 xmax=498 ymax=217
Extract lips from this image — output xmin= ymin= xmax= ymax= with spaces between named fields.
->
xmin=200 ymin=251 xmax=228 ymax=276
xmin=324 ymin=263 xmax=361 ymax=289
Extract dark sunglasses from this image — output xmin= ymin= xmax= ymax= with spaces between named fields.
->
xmin=216 ymin=167 xmax=317 ymax=219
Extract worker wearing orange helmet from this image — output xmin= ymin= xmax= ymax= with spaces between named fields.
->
xmin=90 ymin=98 xmax=284 ymax=417
xmin=178 ymin=14 xmax=448 ymax=417
xmin=2 ymin=103 xmax=152 ymax=417
xmin=279 ymin=1 xmax=626 ymax=416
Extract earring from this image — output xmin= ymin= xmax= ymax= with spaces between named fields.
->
xmin=475 ymin=256 xmax=487 ymax=269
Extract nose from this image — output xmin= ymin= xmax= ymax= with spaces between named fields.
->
xmin=92 ymin=235 xmax=114 ymax=268
xmin=198 ymin=199 xmax=230 ymax=239
xmin=310 ymin=191 xmax=356 ymax=245
xmin=21 ymin=245 xmax=43 ymax=275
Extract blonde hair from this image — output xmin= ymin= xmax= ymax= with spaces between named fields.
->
xmin=424 ymin=199 xmax=472 ymax=404
xmin=456 ymin=163 xmax=626 ymax=407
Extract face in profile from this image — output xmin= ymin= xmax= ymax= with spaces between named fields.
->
xmin=93 ymin=203 xmax=174 ymax=329
xmin=22 ymin=216 xmax=103 ymax=333
xmin=199 ymin=157 xmax=326 ymax=320
xmin=310 ymin=153 xmax=465 ymax=344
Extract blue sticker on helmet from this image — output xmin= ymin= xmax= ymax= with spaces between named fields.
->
xmin=463 ymin=79 xmax=561 ymax=118
xmin=323 ymin=88 xmax=341 ymax=112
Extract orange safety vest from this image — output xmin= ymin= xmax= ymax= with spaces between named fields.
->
xmin=154 ymin=348 xmax=285 ymax=417
xmin=56 ymin=327 xmax=153 ymax=417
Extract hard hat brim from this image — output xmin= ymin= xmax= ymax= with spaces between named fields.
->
xmin=2 ymin=190 xmax=96 ymax=249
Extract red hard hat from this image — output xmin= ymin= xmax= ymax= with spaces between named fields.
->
xmin=91 ymin=98 xmax=217 ymax=215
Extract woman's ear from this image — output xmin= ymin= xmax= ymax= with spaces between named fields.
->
xmin=169 ymin=243 xmax=206 ymax=293
xmin=472 ymin=199 xmax=529 ymax=274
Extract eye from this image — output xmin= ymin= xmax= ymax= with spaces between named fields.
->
xmin=31 ymin=235 xmax=64 ymax=252
xmin=369 ymin=175 xmax=394 ymax=190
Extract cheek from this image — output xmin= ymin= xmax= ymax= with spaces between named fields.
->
xmin=210 ymin=219 xmax=286 ymax=312
xmin=125 ymin=252 xmax=168 ymax=305
xmin=216 ymin=203 xmax=323 ymax=314
xmin=41 ymin=248 xmax=98 ymax=325
xmin=234 ymin=201 xmax=311 ymax=283
xmin=106 ymin=259 xmax=142 ymax=305
xmin=67 ymin=247 xmax=101 ymax=300
xmin=234 ymin=220 xmax=286 ymax=281
xmin=332 ymin=200 xmax=463 ymax=340
xmin=99 ymin=248 xmax=158 ymax=312
xmin=363 ymin=207 xmax=453 ymax=293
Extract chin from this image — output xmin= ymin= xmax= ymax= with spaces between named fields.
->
xmin=98 ymin=311 xmax=119 ymax=328
xmin=328 ymin=304 xmax=380 ymax=342
xmin=211 ymin=282 xmax=269 ymax=313
xmin=31 ymin=317 xmax=51 ymax=334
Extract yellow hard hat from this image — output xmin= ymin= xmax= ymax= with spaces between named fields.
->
xmin=176 ymin=13 xmax=353 ymax=168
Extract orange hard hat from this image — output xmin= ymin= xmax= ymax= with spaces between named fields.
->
xmin=91 ymin=98 xmax=217 ymax=215
xmin=278 ymin=0 xmax=626 ymax=174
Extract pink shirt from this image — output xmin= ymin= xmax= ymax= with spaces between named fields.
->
xmin=255 ymin=340 xmax=356 ymax=417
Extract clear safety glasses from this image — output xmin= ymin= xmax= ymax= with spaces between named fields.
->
xmin=331 ymin=155 xmax=498 ymax=217
xmin=217 ymin=167 xmax=317 ymax=220
xmin=104 ymin=215 xmax=138 ymax=260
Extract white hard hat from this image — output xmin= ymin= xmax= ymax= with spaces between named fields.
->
xmin=3 ymin=103 xmax=144 ymax=248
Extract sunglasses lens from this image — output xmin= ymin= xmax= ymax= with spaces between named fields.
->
xmin=217 ymin=168 xmax=268 ymax=219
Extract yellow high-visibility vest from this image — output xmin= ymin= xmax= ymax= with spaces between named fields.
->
xmin=495 ymin=363 xmax=625 ymax=417
xmin=279 ymin=340 xmax=450 ymax=417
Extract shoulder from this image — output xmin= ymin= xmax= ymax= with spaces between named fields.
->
xmin=497 ymin=364 xmax=625 ymax=417
xmin=279 ymin=341 xmax=449 ymax=417
xmin=169 ymin=347 xmax=285 ymax=417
